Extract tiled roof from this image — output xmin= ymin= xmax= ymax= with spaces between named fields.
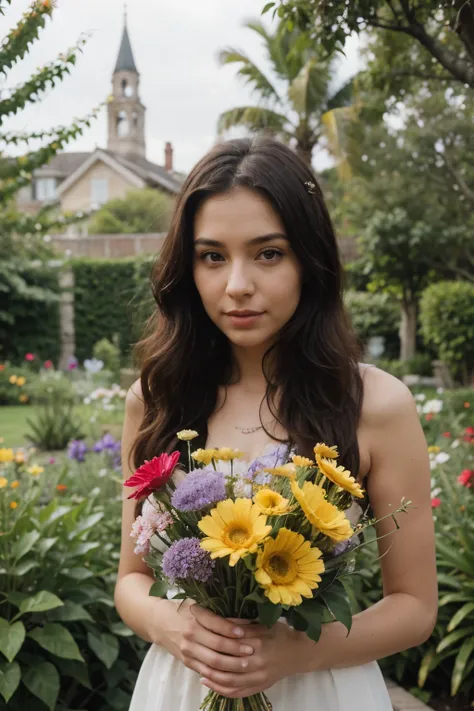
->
xmin=34 ymin=152 xmax=91 ymax=178
xmin=107 ymin=151 xmax=184 ymax=193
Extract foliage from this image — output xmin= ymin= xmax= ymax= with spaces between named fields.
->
xmin=217 ymin=18 xmax=357 ymax=169
xmin=264 ymin=1 xmax=474 ymax=90
xmin=88 ymin=188 xmax=174 ymax=234
xmin=26 ymin=395 xmax=85 ymax=451
xmin=344 ymin=290 xmax=400 ymax=359
xmin=351 ymin=387 xmax=474 ymax=702
xmin=420 ymin=282 xmax=474 ymax=385
xmin=26 ymin=369 xmax=76 ymax=406
xmin=93 ymin=339 xmax=121 ymax=381
xmin=0 ymin=448 xmax=147 ymax=710
xmin=72 ymin=258 xmax=148 ymax=366
xmin=0 ymin=364 xmax=38 ymax=406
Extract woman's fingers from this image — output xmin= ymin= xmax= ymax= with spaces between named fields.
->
xmin=191 ymin=605 xmax=247 ymax=639
xmin=187 ymin=641 xmax=253 ymax=673
xmin=193 ymin=627 xmax=255 ymax=659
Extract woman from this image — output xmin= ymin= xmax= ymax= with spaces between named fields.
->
xmin=115 ymin=137 xmax=437 ymax=710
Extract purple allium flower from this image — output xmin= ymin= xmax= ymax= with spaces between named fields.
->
xmin=171 ymin=469 xmax=226 ymax=511
xmin=68 ymin=439 xmax=88 ymax=462
xmin=162 ymin=537 xmax=214 ymax=583
xmin=246 ymin=444 xmax=289 ymax=483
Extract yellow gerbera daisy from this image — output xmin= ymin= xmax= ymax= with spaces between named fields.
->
xmin=291 ymin=480 xmax=353 ymax=542
xmin=198 ymin=498 xmax=271 ymax=566
xmin=427 ymin=445 xmax=440 ymax=454
xmin=316 ymin=455 xmax=364 ymax=499
xmin=264 ymin=463 xmax=297 ymax=479
xmin=11 ymin=480 xmax=20 ymax=489
xmin=253 ymin=489 xmax=291 ymax=516
xmin=191 ymin=448 xmax=217 ymax=466
xmin=314 ymin=443 xmax=339 ymax=459
xmin=291 ymin=455 xmax=314 ymax=467
xmin=9 ymin=375 xmax=17 ymax=384
xmin=10 ymin=501 xmax=18 ymax=510
xmin=0 ymin=448 xmax=14 ymax=463
xmin=0 ymin=477 xmax=8 ymax=488
xmin=16 ymin=376 xmax=26 ymax=387
xmin=176 ymin=429 xmax=199 ymax=441
xmin=213 ymin=447 xmax=243 ymax=461
xmin=255 ymin=528 xmax=325 ymax=606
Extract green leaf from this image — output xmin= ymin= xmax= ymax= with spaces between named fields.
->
xmin=418 ymin=647 xmax=436 ymax=688
xmin=447 ymin=602 xmax=474 ymax=632
xmin=291 ymin=610 xmax=308 ymax=632
xmin=68 ymin=511 xmax=104 ymax=540
xmin=244 ymin=590 xmax=266 ymax=604
xmin=149 ymin=580 xmax=168 ymax=598
xmin=10 ymin=559 xmax=38 ymax=576
xmin=321 ymin=581 xmax=353 ymax=633
xmin=243 ymin=555 xmax=256 ymax=571
xmin=29 ymin=623 xmax=84 ymax=661
xmin=257 ymin=601 xmax=282 ymax=628
xmin=0 ymin=661 xmax=21 ymax=703
xmin=452 ymin=637 xmax=474 ymax=696
xmin=38 ymin=537 xmax=58 ymax=556
xmin=11 ymin=530 xmax=41 ymax=562
xmin=262 ymin=2 xmax=275 ymax=13
xmin=0 ymin=619 xmax=25 ymax=662
xmin=67 ymin=566 xmax=94 ymax=581
xmin=87 ymin=632 xmax=119 ymax=669
xmin=47 ymin=601 xmax=93 ymax=622
xmin=436 ymin=626 xmax=474 ymax=654
xmin=55 ymin=658 xmax=92 ymax=690
xmin=18 ymin=590 xmax=63 ymax=617
xmin=23 ymin=662 xmax=60 ymax=711
xmin=109 ymin=621 xmax=134 ymax=637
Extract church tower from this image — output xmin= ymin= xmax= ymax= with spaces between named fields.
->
xmin=107 ymin=9 xmax=146 ymax=158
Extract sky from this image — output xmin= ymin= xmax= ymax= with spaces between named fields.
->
xmin=0 ymin=0 xmax=360 ymax=173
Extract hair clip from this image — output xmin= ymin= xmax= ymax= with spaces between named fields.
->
xmin=304 ymin=181 xmax=316 ymax=195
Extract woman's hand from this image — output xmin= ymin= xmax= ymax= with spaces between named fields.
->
xmin=159 ymin=600 xmax=260 ymax=678
xmin=199 ymin=619 xmax=314 ymax=699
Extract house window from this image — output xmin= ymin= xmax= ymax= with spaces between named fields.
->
xmin=35 ymin=178 xmax=57 ymax=201
xmin=90 ymin=179 xmax=109 ymax=208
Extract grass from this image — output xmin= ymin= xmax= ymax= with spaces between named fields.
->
xmin=0 ymin=404 xmax=124 ymax=448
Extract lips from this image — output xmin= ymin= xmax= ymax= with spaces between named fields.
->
xmin=226 ymin=310 xmax=263 ymax=317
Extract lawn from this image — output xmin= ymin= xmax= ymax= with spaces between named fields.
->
xmin=0 ymin=404 xmax=124 ymax=448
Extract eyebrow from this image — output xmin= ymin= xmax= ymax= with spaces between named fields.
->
xmin=194 ymin=233 xmax=288 ymax=248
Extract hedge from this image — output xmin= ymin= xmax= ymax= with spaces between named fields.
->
xmin=344 ymin=290 xmax=400 ymax=359
xmin=420 ymin=280 xmax=474 ymax=384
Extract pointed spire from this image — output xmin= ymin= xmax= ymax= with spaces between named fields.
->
xmin=114 ymin=6 xmax=138 ymax=74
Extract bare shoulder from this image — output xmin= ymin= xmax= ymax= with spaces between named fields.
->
xmin=359 ymin=365 xmax=417 ymax=426
xmin=125 ymin=378 xmax=145 ymax=419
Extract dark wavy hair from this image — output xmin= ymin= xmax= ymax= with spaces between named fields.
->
xmin=132 ymin=136 xmax=363 ymax=477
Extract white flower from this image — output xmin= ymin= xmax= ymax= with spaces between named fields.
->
xmin=437 ymin=387 xmax=444 ymax=395
xmin=422 ymin=399 xmax=443 ymax=414
xmin=84 ymin=358 xmax=104 ymax=374
xmin=83 ymin=397 xmax=91 ymax=405
xmin=431 ymin=487 xmax=442 ymax=497
xmin=451 ymin=439 xmax=460 ymax=449
xmin=435 ymin=452 xmax=450 ymax=464
xmin=414 ymin=393 xmax=426 ymax=402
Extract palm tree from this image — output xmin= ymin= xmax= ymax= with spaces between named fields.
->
xmin=217 ymin=20 xmax=357 ymax=171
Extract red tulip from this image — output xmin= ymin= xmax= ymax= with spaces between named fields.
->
xmin=431 ymin=497 xmax=442 ymax=508
xmin=124 ymin=451 xmax=180 ymax=499
xmin=457 ymin=470 xmax=474 ymax=488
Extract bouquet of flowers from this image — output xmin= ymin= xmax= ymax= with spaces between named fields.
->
xmin=125 ymin=431 xmax=409 ymax=711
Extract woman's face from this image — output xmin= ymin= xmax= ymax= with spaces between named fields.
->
xmin=193 ymin=187 xmax=302 ymax=350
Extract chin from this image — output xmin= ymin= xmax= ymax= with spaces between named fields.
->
xmin=224 ymin=328 xmax=276 ymax=349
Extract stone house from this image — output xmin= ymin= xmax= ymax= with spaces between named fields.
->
xmin=16 ymin=13 xmax=183 ymax=217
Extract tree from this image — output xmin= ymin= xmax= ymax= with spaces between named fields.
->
xmin=88 ymin=188 xmax=174 ymax=234
xmin=265 ymin=1 xmax=474 ymax=91
xmin=217 ymin=19 xmax=356 ymax=168
xmin=333 ymin=90 xmax=474 ymax=361
xmin=0 ymin=0 xmax=99 ymax=338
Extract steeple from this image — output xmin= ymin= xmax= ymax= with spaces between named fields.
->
xmin=107 ymin=7 xmax=146 ymax=158
xmin=114 ymin=6 xmax=138 ymax=74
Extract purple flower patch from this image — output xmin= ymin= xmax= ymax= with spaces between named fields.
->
xmin=68 ymin=439 xmax=88 ymax=462
xmin=162 ymin=537 xmax=215 ymax=583
xmin=171 ymin=469 xmax=226 ymax=512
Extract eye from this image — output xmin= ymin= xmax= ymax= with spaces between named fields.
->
xmin=199 ymin=251 xmax=224 ymax=264
xmin=259 ymin=249 xmax=283 ymax=262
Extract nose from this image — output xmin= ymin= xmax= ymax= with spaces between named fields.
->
xmin=225 ymin=260 xmax=255 ymax=299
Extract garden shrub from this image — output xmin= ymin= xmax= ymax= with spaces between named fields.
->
xmin=0 ymin=364 xmax=38 ymax=406
xmin=420 ymin=281 xmax=474 ymax=385
xmin=344 ymin=290 xmax=400 ymax=359
xmin=93 ymin=339 xmax=121 ymax=381
xmin=0 ymin=447 xmax=147 ymax=710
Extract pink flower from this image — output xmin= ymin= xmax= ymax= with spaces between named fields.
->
xmin=44 ymin=360 xmax=53 ymax=369
xmin=25 ymin=353 xmax=35 ymax=361
xmin=130 ymin=503 xmax=174 ymax=555
xmin=48 ymin=457 xmax=56 ymax=465
xmin=457 ymin=470 xmax=474 ymax=488
xmin=124 ymin=451 xmax=180 ymax=499
xmin=431 ymin=497 xmax=442 ymax=508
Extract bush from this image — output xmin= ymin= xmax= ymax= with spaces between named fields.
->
xmin=93 ymin=338 xmax=121 ymax=380
xmin=0 ymin=447 xmax=146 ymax=710
xmin=351 ymin=389 xmax=474 ymax=704
xmin=88 ymin=187 xmax=173 ymax=234
xmin=26 ymin=397 xmax=85 ymax=450
xmin=0 ymin=364 xmax=38 ymax=406
xmin=345 ymin=291 xmax=400 ymax=359
xmin=420 ymin=281 xmax=474 ymax=385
